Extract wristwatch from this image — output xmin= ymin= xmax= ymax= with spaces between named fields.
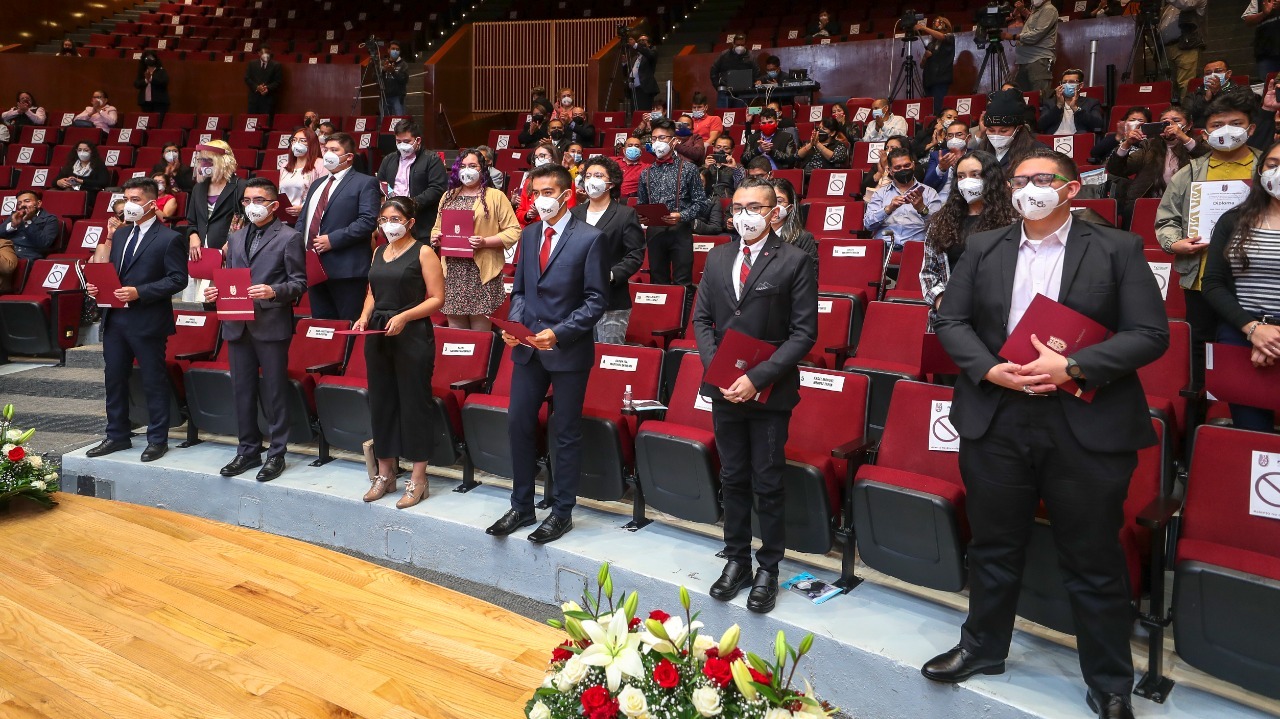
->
xmin=1065 ymin=357 xmax=1085 ymax=381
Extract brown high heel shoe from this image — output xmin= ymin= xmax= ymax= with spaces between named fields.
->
xmin=396 ymin=476 xmax=428 ymax=509
xmin=364 ymin=475 xmax=396 ymax=502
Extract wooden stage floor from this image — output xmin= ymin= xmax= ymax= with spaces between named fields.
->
xmin=0 ymin=494 xmax=560 ymax=718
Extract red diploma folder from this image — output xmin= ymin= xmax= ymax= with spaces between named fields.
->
xmin=1206 ymin=343 xmax=1280 ymax=412
xmin=305 ymin=248 xmax=328 ymax=287
xmin=334 ymin=329 xmax=387 ymax=335
xmin=634 ymin=203 xmax=673 ymax=227
xmin=274 ymin=194 xmax=295 ymax=225
xmin=82 ymin=263 xmax=126 ymax=308
xmin=187 ymin=247 xmax=223 ymax=281
xmin=213 ymin=267 xmax=254 ymax=320
xmin=998 ymin=294 xmax=1111 ymax=401
xmin=921 ymin=331 xmax=960 ymax=375
xmin=705 ymin=328 xmax=776 ymax=403
xmin=489 ymin=316 xmax=537 ymax=347
xmin=439 ymin=209 xmax=476 ymax=258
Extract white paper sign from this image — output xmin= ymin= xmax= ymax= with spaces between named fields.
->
xmin=504 ymin=281 xmax=514 ymax=294
xmin=1 ymin=197 xmax=15 ymax=214
xmin=849 ymin=23 xmax=861 ymax=34
xmin=309 ymin=58 xmax=318 ymax=65
xmin=1250 ymin=451 xmax=1280 ymax=520
xmin=1140 ymin=85 xmax=1152 ymax=93
xmin=326 ymin=30 xmax=335 ymax=40
xmin=825 ymin=172 xmax=847 ymax=196
xmin=105 ymin=150 xmax=120 ymax=166
xmin=817 ymin=300 xmax=833 ymax=313
xmin=1187 ymin=180 xmax=1251 ymax=241
xmin=832 ymin=244 xmax=866 ymax=257
xmin=157 ymin=39 xmax=168 ymax=49
xmin=61 ymin=113 xmax=75 ymax=127
xmin=809 ymin=106 xmax=824 ymax=122
xmin=359 ymin=134 xmax=372 ymax=149
xmin=276 ymin=154 xmax=289 ymax=170
xmin=136 ymin=115 xmax=151 ymax=130
xmin=1147 ymin=262 xmax=1172 ymax=300
xmin=1053 ymin=135 xmax=1074 ymax=156
xmin=905 ymin=102 xmax=921 ymax=119
xmin=32 ymin=169 xmax=47 ymax=187
xmin=634 ymin=292 xmax=667 ymax=305
xmin=16 ymin=147 xmax=32 ymax=164
xmin=800 ymin=370 xmax=844 ymax=392
xmin=823 ymin=205 xmax=845 ymax=229
xmin=928 ymin=400 xmax=960 ymax=452
xmin=175 ymin=315 xmax=207 ymax=326
xmin=788 ymin=30 xmax=799 ymax=39
xmin=693 ymin=393 xmax=713 ymax=411
xmin=442 ymin=343 xmax=476 ymax=356
xmin=600 ymin=355 xmax=638 ymax=371
xmin=956 ymin=98 xmax=971 ymax=115
xmin=42 ymin=263 xmax=70 ymax=289
xmin=693 ymin=242 xmax=715 ymax=252
xmin=81 ymin=226 xmax=102 ymax=249
xmin=205 ymin=117 xmax=219 ymax=131
xmin=118 ymin=129 xmax=132 ymax=143
xmin=306 ymin=326 xmax=335 ymax=340
xmin=722 ymin=111 xmax=736 ymax=126
xmin=278 ymin=135 xmax=290 ymax=149
xmin=354 ymin=118 xmax=367 ymax=131
xmin=1075 ymin=0 xmax=1086 ymax=10
xmin=224 ymin=55 xmax=234 ymax=63
xmin=819 ymin=38 xmax=831 ymax=45
xmin=867 ymin=141 xmax=885 ymax=163
xmin=198 ymin=133 xmax=212 ymax=144
xmin=31 ymin=129 xmax=46 ymax=143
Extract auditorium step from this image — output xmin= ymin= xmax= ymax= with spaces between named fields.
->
xmin=1 ymin=365 xmax=105 ymax=401
xmin=654 ymin=0 xmax=746 ymax=93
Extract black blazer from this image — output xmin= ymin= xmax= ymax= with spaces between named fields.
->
xmin=298 ymin=169 xmax=381 ymax=279
xmin=220 ymin=219 xmax=308 ymax=342
xmin=693 ymin=232 xmax=818 ymax=412
xmin=244 ymin=60 xmax=283 ymax=96
xmin=1038 ymin=96 xmax=1106 ymax=134
xmin=934 ymin=219 xmax=1169 ymax=453
xmin=740 ymin=129 xmax=798 ymax=169
xmin=102 ymin=220 xmax=188 ymax=337
xmin=375 ymin=150 xmax=449 ymax=240
xmin=570 ymin=201 xmax=645 ymax=310
xmin=186 ymin=175 xmax=246 ymax=250
xmin=134 ymin=66 xmax=170 ymax=107
xmin=631 ymin=44 xmax=659 ymax=95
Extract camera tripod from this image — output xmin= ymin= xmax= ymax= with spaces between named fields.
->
xmin=889 ymin=36 xmax=924 ymax=102
xmin=976 ymin=39 xmax=1010 ymax=93
xmin=1124 ymin=12 xmax=1171 ymax=82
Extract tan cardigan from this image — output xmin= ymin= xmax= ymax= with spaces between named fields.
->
xmin=431 ymin=187 xmax=521 ymax=285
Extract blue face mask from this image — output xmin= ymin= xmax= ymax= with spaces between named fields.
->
xmin=1062 ymin=82 xmax=1077 ymax=98
xmin=873 ymin=108 xmax=885 ymax=119
xmin=676 ymin=125 xmax=692 ymax=137
xmin=389 ymin=50 xmax=400 ymax=60
xmin=624 ymin=146 xmax=642 ymax=161
xmin=766 ymin=70 xmax=778 ymax=79
xmin=650 ymin=111 xmax=663 ymax=120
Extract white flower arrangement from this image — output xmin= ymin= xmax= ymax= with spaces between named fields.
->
xmin=0 ymin=404 xmax=60 ymax=510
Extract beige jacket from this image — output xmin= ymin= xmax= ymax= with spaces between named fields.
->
xmin=431 ymin=187 xmax=521 ymax=285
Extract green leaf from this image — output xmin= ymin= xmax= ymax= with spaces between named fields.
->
xmin=746 ymin=652 xmax=771 ymax=674
xmin=562 ymin=610 xmax=595 ymax=621
xmin=754 ymin=683 xmax=782 ymax=704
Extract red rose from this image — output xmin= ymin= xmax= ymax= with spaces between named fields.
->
xmin=628 ymin=616 xmax=641 ymax=629
xmin=704 ymin=647 xmax=718 ymax=659
xmin=722 ymin=647 xmax=744 ymax=663
xmin=581 ymin=686 xmax=611 ymax=712
xmin=653 ymin=658 xmax=680 ymax=689
xmin=702 ymin=657 xmax=733 ymax=688
xmin=749 ymin=668 xmax=773 ymax=686
xmin=552 ymin=640 xmax=574 ymax=663
xmin=648 ymin=610 xmax=671 ymax=623
xmin=7 ymin=446 xmax=24 ymax=462
xmin=589 ymin=700 xmax=620 ymax=719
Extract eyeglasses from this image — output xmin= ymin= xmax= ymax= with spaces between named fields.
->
xmin=651 ymin=135 xmax=674 ymax=142
xmin=730 ymin=203 xmax=776 ymax=214
xmin=376 ymin=216 xmax=407 ymax=225
xmin=1007 ymin=173 xmax=1071 ymax=189
xmin=240 ymin=197 xmax=275 ymax=206
xmin=583 ymin=173 xmax=609 ymax=180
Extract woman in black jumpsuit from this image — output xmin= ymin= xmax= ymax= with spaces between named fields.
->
xmin=354 ymin=196 xmax=446 ymax=509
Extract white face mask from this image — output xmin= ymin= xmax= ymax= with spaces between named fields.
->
xmin=651 ymin=140 xmax=672 ymax=158
xmin=244 ymin=202 xmax=274 ymax=223
xmin=775 ymin=203 xmax=789 ymax=221
xmin=1261 ymin=167 xmax=1280 ymax=200
xmin=533 ymin=156 xmax=552 ymax=167
xmin=164 ymin=151 xmax=178 ymax=162
xmin=291 ymin=141 xmax=308 ymax=157
xmin=122 ymin=200 xmax=150 ymax=222
xmin=561 ymin=96 xmax=573 ymax=106
xmin=946 ymin=137 xmax=968 ymax=151
xmin=956 ymin=177 xmax=984 ymax=203
xmin=154 ymin=182 xmax=165 ymax=192
xmin=534 ymin=191 xmax=567 ymax=221
xmin=732 ymin=208 xmax=771 ymax=242
xmin=381 ymin=221 xmax=408 ymax=241
xmin=396 ymin=141 xmax=416 ymax=157
xmin=322 ymin=151 xmax=343 ymax=171
xmin=198 ymin=165 xmax=214 ymax=178
xmin=1207 ymin=125 xmax=1249 ymax=151
xmin=987 ymin=132 xmax=1014 ymax=150
xmin=458 ymin=167 xmax=481 ymax=186
xmin=77 ymin=150 xmax=90 ymax=162
xmin=1012 ymin=183 xmax=1065 ymax=221
xmin=584 ymin=177 xmax=609 ymax=199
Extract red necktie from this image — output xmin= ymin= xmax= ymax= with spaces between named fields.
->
xmin=739 ymin=245 xmax=753 ymax=291
xmin=540 ymin=226 xmax=554 ymax=272
xmin=307 ymin=177 xmax=333 ymax=243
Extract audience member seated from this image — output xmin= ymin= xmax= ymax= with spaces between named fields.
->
xmin=553 ymin=87 xmax=577 ymax=123
xmin=863 ymin=98 xmax=909 ymax=142
xmin=1038 ymin=67 xmax=1106 ymax=135
xmin=864 ymin=147 xmax=942 ymax=249
xmin=514 ymin=142 xmax=571 ymax=226
xmin=519 ymin=104 xmax=551 ymax=148
xmin=54 ymin=141 xmax=111 ymax=192
xmin=860 ymin=134 xmax=913 ymax=197
xmin=72 ymin=89 xmax=118 ymax=131
xmin=755 ymin=55 xmax=783 ymax=87
xmin=0 ymin=190 xmax=59 ymax=260
xmin=1105 ymin=106 xmax=1207 ymax=221
xmin=2 ymin=91 xmax=47 ymax=130
xmin=923 ymin=117 xmax=973 ymax=199
xmin=476 ymin=145 xmax=505 ymax=190
xmin=689 ymin=92 xmax=721 ymax=144
xmin=808 ymin=9 xmax=837 ymax=38
xmin=1183 ymin=59 xmax=1251 ymax=127
xmin=151 ymin=172 xmax=179 ymax=221
xmin=913 ymin=108 xmax=961 ymax=159
xmin=546 ymin=117 xmax=571 ymax=154
xmin=631 ymin=102 xmax=668 ymax=144
xmin=152 ymin=142 xmax=196 ymax=193
xmin=316 ymin=120 xmax=336 ymax=142
xmin=710 ymin=35 xmax=756 ymax=107
xmin=1092 ymin=106 xmax=1152 ymax=164
xmin=744 ymin=156 xmax=774 ymax=181
xmin=530 ymin=85 xmax=554 ymax=118
xmin=564 ymin=142 xmax=585 ymax=183
xmin=741 ymin=107 xmax=798 ymax=169
xmin=796 ymin=116 xmax=851 ymax=173
xmin=280 ymin=126 xmax=326 ymax=214
xmin=673 ymin=112 xmax=706 ymax=165
xmin=702 ymin=134 xmax=743 ymax=199
xmin=57 ymin=39 xmax=80 ymax=56
xmin=978 ymin=88 xmax=1047 ymax=171
xmin=619 ymin=136 xmax=649 ymax=197
xmin=765 ymin=100 xmax=798 ymax=132
xmin=566 ymin=105 xmax=596 ymax=147
xmin=768 ymin=177 xmax=819 ymax=275
xmin=830 ymin=103 xmax=865 ymax=143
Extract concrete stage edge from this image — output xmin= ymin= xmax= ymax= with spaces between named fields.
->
xmin=63 ymin=444 xmax=1270 ymax=719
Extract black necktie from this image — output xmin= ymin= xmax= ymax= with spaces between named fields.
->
xmin=119 ymin=225 xmax=140 ymax=271
xmin=248 ymin=226 xmax=264 ymax=257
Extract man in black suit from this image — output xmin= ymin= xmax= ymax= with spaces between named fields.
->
xmin=1038 ymin=68 xmax=1106 ymax=135
xmin=694 ymin=178 xmax=818 ymax=614
xmin=486 ymin=163 xmax=608 ymax=545
xmin=244 ymin=46 xmax=283 ymax=115
xmin=0 ymin=190 xmax=60 ymax=260
xmin=626 ymin=32 xmax=659 ymax=114
xmin=570 ymin=156 xmax=646 ymax=344
xmin=85 ymin=178 xmax=188 ymax=462
xmin=203 ymin=178 xmax=307 ymax=482
xmin=926 ymin=149 xmax=1169 ymax=719
xmin=376 ymin=120 xmax=447 ymax=241
xmin=301 ymin=132 xmax=380 ymax=320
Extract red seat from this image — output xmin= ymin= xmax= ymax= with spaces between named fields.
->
xmin=806 ymin=169 xmax=862 ymax=199
xmin=427 ymin=327 xmax=497 ymax=478
xmin=842 ymin=301 xmax=929 ymax=437
xmin=129 ymin=310 xmax=220 ymax=438
xmin=6 ymin=144 xmax=49 ymax=166
xmin=41 ymin=190 xmax=89 ymax=220
xmin=68 ymin=220 xmax=110 ymax=256
xmin=1129 ymin=197 xmax=1161 ymax=249
xmin=14 ymin=166 xmax=55 ymax=191
xmin=1070 ymin=198 xmax=1117 ymax=226
xmin=461 ymin=344 xmax=548 ymax=480
xmin=98 ymin=145 xmax=135 ymax=168
xmin=234 ymin=114 xmax=270 ymax=133
xmin=344 ymin=116 xmax=378 ymax=133
xmin=802 ymin=200 xmax=865 ymax=239
xmin=1036 ymin=133 xmax=1096 ymax=165
xmin=883 ymin=240 xmax=928 ymax=303
xmin=18 ymin=126 xmax=56 ymax=145
xmin=195 ymin=114 xmax=231 ymax=134
xmin=1137 ymin=320 xmax=1191 ymax=444
xmin=624 ymin=283 xmax=686 ymax=348
xmin=809 ymin=294 xmax=858 ymax=369
xmin=816 ymin=238 xmax=883 ymax=304
xmin=634 ymin=352 xmax=720 ymax=523
xmin=0 ymin=258 xmax=85 ymax=358
xmin=107 ymin=127 xmax=145 ymax=146
xmin=890 ymin=98 xmax=929 ymax=124
xmin=1115 ymin=81 xmax=1172 ymax=105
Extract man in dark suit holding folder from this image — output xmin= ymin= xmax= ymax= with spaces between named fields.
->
xmin=693 ymin=178 xmax=817 ymax=614
xmin=487 ymin=163 xmax=609 ymax=544
xmin=927 ymin=149 xmax=1168 ymax=719
xmin=85 ymin=178 xmax=188 ymax=462
xmin=204 ymin=178 xmax=308 ymax=482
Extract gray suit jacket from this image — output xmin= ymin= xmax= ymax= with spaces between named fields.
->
xmin=221 ymin=219 xmax=308 ymax=342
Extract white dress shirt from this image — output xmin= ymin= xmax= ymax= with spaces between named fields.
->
xmin=732 ymin=235 xmax=768 ymax=301
xmin=1053 ymin=105 xmax=1077 ymax=135
xmin=120 ymin=215 xmax=157 ymax=267
xmin=1008 ymin=214 xmax=1072 ymax=331
xmin=302 ymin=166 xmax=350 ymax=241
xmin=540 ymin=210 xmax=571 ymax=260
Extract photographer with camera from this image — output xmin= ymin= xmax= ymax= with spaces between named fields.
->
xmin=380 ymin=41 xmax=410 ymax=116
xmin=1002 ymin=0 xmax=1059 ymax=95
xmin=1160 ymin=0 xmax=1206 ymax=99
xmin=703 ymin=135 xmax=744 ymax=199
xmin=1105 ymin=106 xmax=1206 ymax=223
xmin=1038 ymin=68 xmax=1105 ymax=135
xmin=626 ymin=32 xmax=659 ymax=114
xmin=916 ymin=16 xmax=956 ymax=116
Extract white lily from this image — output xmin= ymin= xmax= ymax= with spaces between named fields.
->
xmin=578 ymin=610 xmax=645 ymax=691
xmin=638 ymin=615 xmax=703 ymax=655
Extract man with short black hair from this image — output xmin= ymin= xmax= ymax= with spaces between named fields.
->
xmin=244 ymin=46 xmax=283 ymax=115
xmin=865 ymin=148 xmax=942 ymax=248
xmin=85 ymin=178 xmax=188 ymax=462
xmin=637 ymin=118 xmax=709 ymax=312
xmin=0 ymin=190 xmax=59 ymax=260
xmin=301 ymin=132 xmax=380 ymax=320
xmin=1039 ymin=68 xmax=1106 ymax=135
xmin=376 ymin=120 xmax=448 ymax=240
xmin=755 ymin=55 xmax=783 ymax=86
xmin=381 ymin=41 xmax=410 ymax=116
xmin=741 ymin=108 xmax=797 ymax=169
xmin=744 ymin=155 xmax=774 ymax=181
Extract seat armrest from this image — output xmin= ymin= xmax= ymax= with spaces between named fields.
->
xmin=1137 ymin=495 xmax=1182 ymax=530
xmin=1178 ymin=382 xmax=1203 ymax=400
xmin=175 ymin=350 xmax=216 ymax=362
xmin=825 ymin=342 xmax=859 ymax=368
xmin=47 ymin=288 xmax=86 ymax=296
xmin=306 ymin=361 xmax=342 ymax=375
xmin=449 ymin=375 xmax=489 ymax=394
xmin=832 ymin=436 xmax=875 ymax=461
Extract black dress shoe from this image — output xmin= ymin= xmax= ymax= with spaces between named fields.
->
xmin=486 ymin=509 xmax=537 ymax=536
xmin=220 ymin=453 xmax=263 ymax=477
xmin=921 ymin=645 xmax=1006 ymax=683
xmin=709 ymin=560 xmax=753 ymax=601
xmin=140 ymin=443 xmax=168 ymax=462
xmin=256 ymin=455 xmax=285 ymax=482
xmin=746 ymin=569 xmax=779 ymax=613
xmin=86 ymin=438 xmax=131 ymax=458
xmin=1087 ymin=690 xmax=1135 ymax=719
xmin=528 ymin=514 xmax=573 ymax=544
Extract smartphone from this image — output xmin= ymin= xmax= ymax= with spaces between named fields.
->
xmin=1140 ymin=121 xmax=1169 ymax=137
xmin=746 ymin=106 xmax=763 ymax=116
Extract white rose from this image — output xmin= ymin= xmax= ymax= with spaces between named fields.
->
xmin=692 ymin=634 xmax=717 ymax=660
xmin=555 ymin=655 xmax=589 ymax=691
xmin=691 ymin=686 xmax=723 ymax=717
xmin=5 ymin=429 xmax=21 ymax=441
xmin=1 ymin=444 xmax=13 ymax=455
xmin=31 ymin=480 xmax=46 ymax=491
xmin=764 ymin=709 xmax=794 ymax=719
xmin=28 ymin=455 xmax=42 ymax=469
xmin=46 ymin=472 xmax=58 ymax=481
xmin=617 ymin=685 xmax=648 ymax=718
xmin=529 ymin=700 xmax=552 ymax=719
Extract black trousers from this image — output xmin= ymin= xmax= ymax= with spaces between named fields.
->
xmin=958 ymin=392 xmax=1137 ymax=695
xmin=308 ymin=277 xmax=367 ymax=321
xmin=1183 ymin=288 xmax=1215 ymax=386
xmin=508 ymin=352 xmax=590 ymax=519
xmin=646 ymin=223 xmax=694 ymax=317
xmin=366 ymin=320 xmax=436 ymax=461
xmin=247 ymin=93 xmax=276 ymax=115
xmin=228 ymin=334 xmax=290 ymax=458
xmin=102 ymin=316 xmax=169 ymax=445
xmin=712 ymin=400 xmax=790 ymax=574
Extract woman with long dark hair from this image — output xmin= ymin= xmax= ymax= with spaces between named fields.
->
xmin=278 ymin=126 xmax=325 ymax=217
xmin=767 ymin=177 xmax=819 ymax=277
xmin=1105 ymin=106 xmax=1208 ymax=222
xmin=796 ymin=116 xmax=850 ymax=173
xmin=1202 ymin=140 xmax=1280 ymax=433
xmin=134 ymin=49 xmax=169 ymax=115
xmin=54 ymin=141 xmax=111 ymax=192
xmin=570 ymin=155 xmax=645 ymax=343
xmin=151 ymin=141 xmax=194 ymax=192
xmin=430 ymin=148 xmax=521 ymax=331
xmin=921 ymin=151 xmax=1017 ymax=318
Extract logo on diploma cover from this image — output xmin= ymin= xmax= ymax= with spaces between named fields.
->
xmin=735 ymin=359 xmax=748 ymax=370
xmin=452 ymin=224 xmax=462 ymax=234
xmin=1047 ymin=336 xmax=1067 ymax=353
xmin=229 ymin=285 xmax=238 ymax=295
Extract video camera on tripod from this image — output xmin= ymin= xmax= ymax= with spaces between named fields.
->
xmin=899 ymin=8 xmax=925 ymax=40
xmin=973 ymin=1 xmax=1012 ymax=49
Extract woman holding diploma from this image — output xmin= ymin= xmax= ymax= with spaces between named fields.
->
xmin=354 ymin=196 xmax=446 ymax=508
xmin=430 ymin=149 xmax=521 ymax=332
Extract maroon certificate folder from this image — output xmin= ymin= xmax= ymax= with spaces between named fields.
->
xmin=634 ymin=203 xmax=673 ymax=227
xmin=921 ymin=331 xmax=960 ymax=375
xmin=998 ymin=294 xmax=1112 ymax=401
xmin=1206 ymin=343 xmax=1280 ymax=412
xmin=705 ymin=328 xmax=776 ymax=403
xmin=489 ymin=316 xmax=537 ymax=347
xmin=187 ymin=247 xmax=223 ymax=281
xmin=82 ymin=263 xmax=126 ymax=308
xmin=305 ymin=247 xmax=327 ymax=287
xmin=213 ymin=267 xmax=254 ymax=320
xmin=439 ymin=209 xmax=476 ymax=258
xmin=274 ymin=194 xmax=295 ymax=225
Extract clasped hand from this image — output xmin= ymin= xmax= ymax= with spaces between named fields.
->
xmin=985 ymin=334 xmax=1069 ymax=393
